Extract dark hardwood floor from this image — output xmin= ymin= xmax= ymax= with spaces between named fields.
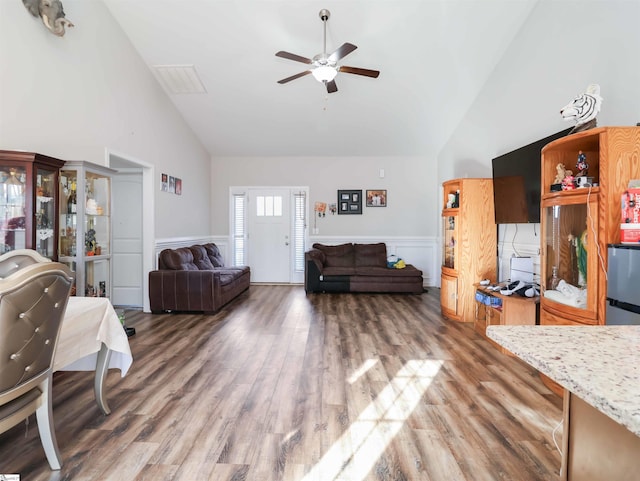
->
xmin=0 ymin=286 xmax=563 ymax=480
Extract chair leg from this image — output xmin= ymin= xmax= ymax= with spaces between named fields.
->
xmin=35 ymin=376 xmax=62 ymax=470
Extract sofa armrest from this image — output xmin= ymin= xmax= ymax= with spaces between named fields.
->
xmin=305 ymin=248 xmax=325 ymax=272
xmin=149 ymin=269 xmax=221 ymax=313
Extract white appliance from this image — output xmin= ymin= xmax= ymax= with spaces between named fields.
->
xmin=510 ymin=257 xmax=534 ymax=283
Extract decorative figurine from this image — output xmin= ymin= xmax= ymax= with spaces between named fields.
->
xmin=562 ymin=175 xmax=576 ymax=191
xmin=576 ymin=151 xmax=588 ymax=176
xmin=554 ymin=163 xmax=573 ymax=184
xmin=560 ymin=84 xmax=603 ymax=134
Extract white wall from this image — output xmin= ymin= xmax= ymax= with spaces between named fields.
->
xmin=0 ymin=0 xmax=211 ymax=239
xmin=211 ymin=155 xmax=439 ymax=238
xmin=438 ymin=0 xmax=640 ymax=280
xmin=211 ymin=155 xmax=440 ymax=284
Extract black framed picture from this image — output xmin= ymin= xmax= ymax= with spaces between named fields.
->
xmin=337 ymin=189 xmax=362 ymax=214
xmin=366 ymin=189 xmax=387 ymax=207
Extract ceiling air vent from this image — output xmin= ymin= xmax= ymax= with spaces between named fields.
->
xmin=152 ymin=64 xmax=207 ymax=94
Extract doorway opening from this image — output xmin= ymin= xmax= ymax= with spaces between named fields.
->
xmin=107 ymin=149 xmax=154 ymax=312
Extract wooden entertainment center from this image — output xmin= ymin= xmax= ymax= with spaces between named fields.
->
xmin=441 ymin=127 xmax=640 ymax=393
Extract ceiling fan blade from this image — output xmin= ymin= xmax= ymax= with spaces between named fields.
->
xmin=329 ymin=42 xmax=357 ymax=62
xmin=339 ymin=66 xmax=380 ymax=78
xmin=275 ymin=51 xmax=312 ymax=64
xmin=325 ymin=80 xmax=338 ymax=93
xmin=277 ymin=70 xmax=312 ymax=84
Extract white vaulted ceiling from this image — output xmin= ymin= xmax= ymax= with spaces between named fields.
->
xmin=103 ymin=0 xmax=538 ymax=157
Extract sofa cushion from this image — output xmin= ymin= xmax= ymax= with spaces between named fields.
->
xmin=203 ymin=243 xmax=225 ymax=267
xmin=189 ymin=245 xmax=216 ymax=270
xmin=355 ymin=265 xmax=422 ymax=277
xmin=322 ymin=266 xmax=357 ymax=276
xmin=313 ymin=243 xmax=354 ymax=267
xmin=354 ymin=243 xmax=387 ymax=267
xmin=158 ymin=247 xmax=199 ymax=271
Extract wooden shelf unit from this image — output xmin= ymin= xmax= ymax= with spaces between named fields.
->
xmin=474 ymin=285 xmax=539 ymax=355
xmin=440 ymin=178 xmax=497 ymax=323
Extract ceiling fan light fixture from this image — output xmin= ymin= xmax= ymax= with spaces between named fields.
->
xmin=275 ymin=9 xmax=379 ymax=93
xmin=312 ymin=65 xmax=338 ymax=82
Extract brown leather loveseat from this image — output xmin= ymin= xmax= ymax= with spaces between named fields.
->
xmin=305 ymin=242 xmax=423 ymax=294
xmin=149 ymin=243 xmax=250 ymax=314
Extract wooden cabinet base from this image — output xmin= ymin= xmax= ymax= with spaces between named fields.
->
xmin=540 ymin=373 xmax=563 ymax=397
xmin=561 ymin=391 xmax=640 ymax=480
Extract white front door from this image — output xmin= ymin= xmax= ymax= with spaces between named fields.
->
xmin=248 ymin=188 xmax=290 ymax=283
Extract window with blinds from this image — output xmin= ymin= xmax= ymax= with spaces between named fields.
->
xmin=233 ymin=193 xmax=246 ymax=265
xmin=293 ymin=192 xmax=306 ymax=272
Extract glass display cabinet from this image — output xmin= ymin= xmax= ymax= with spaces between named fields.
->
xmin=540 ymin=127 xmax=640 ymax=328
xmin=59 ymin=161 xmax=116 ymax=297
xmin=440 ymin=178 xmax=496 ymax=323
xmin=541 ymin=197 xmax=599 ymax=324
xmin=0 ymin=150 xmax=65 ymax=259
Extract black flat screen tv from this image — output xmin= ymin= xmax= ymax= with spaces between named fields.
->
xmin=492 ymin=128 xmax=572 ymax=224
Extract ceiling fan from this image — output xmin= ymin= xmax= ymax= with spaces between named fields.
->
xmin=276 ymin=9 xmax=380 ymax=94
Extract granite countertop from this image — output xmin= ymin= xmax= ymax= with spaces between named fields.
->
xmin=486 ymin=325 xmax=640 ymax=437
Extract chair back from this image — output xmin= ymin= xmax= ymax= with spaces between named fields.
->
xmin=0 ymin=262 xmax=73 ymax=403
xmin=0 ymin=249 xmax=51 ymax=278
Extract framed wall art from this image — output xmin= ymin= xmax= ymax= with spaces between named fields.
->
xmin=366 ymin=189 xmax=387 ymax=207
xmin=337 ymin=189 xmax=362 ymax=214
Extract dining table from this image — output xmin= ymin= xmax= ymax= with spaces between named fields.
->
xmin=54 ymin=296 xmax=134 ymax=415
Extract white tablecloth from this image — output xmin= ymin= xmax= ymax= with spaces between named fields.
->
xmin=54 ymin=297 xmax=133 ymax=376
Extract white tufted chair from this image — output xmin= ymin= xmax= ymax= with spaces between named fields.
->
xmin=0 ymin=262 xmax=74 ymax=470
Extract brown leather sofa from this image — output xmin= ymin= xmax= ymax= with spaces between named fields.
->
xmin=149 ymin=243 xmax=250 ymax=314
xmin=305 ymin=242 xmax=424 ymax=294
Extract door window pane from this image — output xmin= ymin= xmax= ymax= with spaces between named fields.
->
xmin=256 ymin=195 xmax=283 ymax=217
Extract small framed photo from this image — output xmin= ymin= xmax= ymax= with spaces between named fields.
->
xmin=169 ymin=176 xmax=176 ymax=194
xmin=175 ymin=178 xmax=182 ymax=195
xmin=366 ymin=189 xmax=387 ymax=207
xmin=161 ymin=173 xmax=168 ymax=192
xmin=337 ymin=190 xmax=362 ymax=214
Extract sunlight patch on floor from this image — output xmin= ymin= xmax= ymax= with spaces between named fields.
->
xmin=347 ymin=359 xmax=379 ymax=384
xmin=302 ymin=359 xmax=444 ymax=481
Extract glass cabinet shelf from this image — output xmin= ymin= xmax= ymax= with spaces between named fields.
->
xmin=442 ymin=215 xmax=457 ymax=270
xmin=541 ymin=193 xmax=599 ymax=322
xmin=59 ymin=161 xmax=116 ymax=298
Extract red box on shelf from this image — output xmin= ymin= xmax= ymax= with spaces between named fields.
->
xmin=621 ymin=189 xmax=640 ymax=224
xmin=620 ymin=223 xmax=640 ymax=244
